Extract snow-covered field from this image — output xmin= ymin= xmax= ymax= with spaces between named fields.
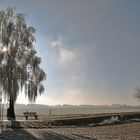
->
xmin=0 ymin=122 xmax=140 ymax=140
xmin=1 ymin=112 xmax=140 ymax=140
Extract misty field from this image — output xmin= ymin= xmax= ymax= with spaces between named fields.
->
xmin=1 ymin=104 xmax=140 ymax=117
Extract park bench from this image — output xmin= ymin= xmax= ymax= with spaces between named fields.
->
xmin=23 ymin=112 xmax=38 ymax=120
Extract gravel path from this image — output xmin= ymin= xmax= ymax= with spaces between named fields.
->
xmin=0 ymin=122 xmax=140 ymax=140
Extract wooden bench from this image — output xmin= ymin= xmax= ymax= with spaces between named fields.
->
xmin=23 ymin=112 xmax=38 ymax=120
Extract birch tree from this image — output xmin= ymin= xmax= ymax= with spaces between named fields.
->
xmin=0 ymin=7 xmax=46 ymax=119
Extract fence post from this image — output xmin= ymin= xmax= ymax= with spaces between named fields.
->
xmin=49 ymin=108 xmax=51 ymax=116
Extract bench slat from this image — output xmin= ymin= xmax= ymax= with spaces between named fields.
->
xmin=23 ymin=112 xmax=38 ymax=120
xmin=23 ymin=112 xmax=37 ymax=116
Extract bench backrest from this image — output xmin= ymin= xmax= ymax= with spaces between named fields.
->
xmin=23 ymin=112 xmax=37 ymax=116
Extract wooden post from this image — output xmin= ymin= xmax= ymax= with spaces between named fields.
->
xmin=49 ymin=108 xmax=51 ymax=116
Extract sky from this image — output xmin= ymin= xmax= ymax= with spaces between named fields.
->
xmin=0 ymin=0 xmax=140 ymax=105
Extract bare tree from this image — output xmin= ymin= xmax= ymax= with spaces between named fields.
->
xmin=0 ymin=7 xmax=46 ymax=119
xmin=135 ymin=87 xmax=140 ymax=100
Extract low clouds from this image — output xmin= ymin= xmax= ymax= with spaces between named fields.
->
xmin=35 ymin=88 xmax=100 ymax=105
xmin=22 ymin=33 xmax=140 ymax=106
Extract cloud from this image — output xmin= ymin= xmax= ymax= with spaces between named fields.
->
xmin=48 ymin=35 xmax=96 ymax=69
xmin=58 ymin=47 xmax=76 ymax=65
xmin=45 ymin=34 xmax=98 ymax=90
xmin=48 ymin=35 xmax=77 ymax=67
xmin=50 ymin=36 xmax=63 ymax=48
xmin=34 ymin=34 xmax=105 ymax=105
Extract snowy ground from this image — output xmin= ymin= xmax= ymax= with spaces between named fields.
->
xmin=0 ymin=122 xmax=140 ymax=140
xmin=1 ymin=112 xmax=140 ymax=140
